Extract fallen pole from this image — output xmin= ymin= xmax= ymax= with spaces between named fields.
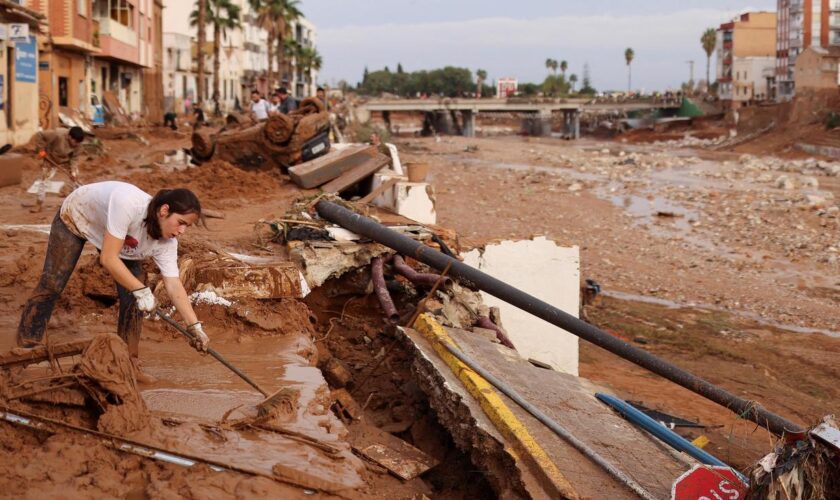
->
xmin=316 ymin=200 xmax=802 ymax=436
xmin=0 ymin=339 xmax=91 ymax=369
xmin=595 ymin=393 xmax=750 ymax=485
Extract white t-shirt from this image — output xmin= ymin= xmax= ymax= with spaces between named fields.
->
xmin=60 ymin=181 xmax=180 ymax=277
xmin=251 ymin=99 xmax=271 ymax=120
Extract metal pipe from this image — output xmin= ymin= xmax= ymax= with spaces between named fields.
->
xmin=316 ymin=200 xmax=802 ymax=436
xmin=371 ymin=256 xmax=400 ymax=323
xmin=596 ymin=393 xmax=750 ymax=485
xmin=437 ymin=339 xmax=656 ymax=500
xmin=392 ymin=255 xmax=453 ymax=290
xmin=475 ymin=316 xmax=516 ymax=350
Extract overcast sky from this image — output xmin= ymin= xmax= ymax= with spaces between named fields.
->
xmin=304 ymin=0 xmax=776 ymax=92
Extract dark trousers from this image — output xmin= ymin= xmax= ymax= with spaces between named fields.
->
xmin=17 ymin=212 xmax=145 ymax=356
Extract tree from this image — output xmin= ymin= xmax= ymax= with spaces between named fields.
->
xmin=397 ymin=63 xmax=404 ymax=74
xmin=275 ymin=0 xmax=302 ymax=88
xmin=249 ymin=0 xmax=301 ymax=90
xmin=476 ymin=68 xmax=487 ymax=98
xmin=191 ymin=0 xmax=241 ymax=113
xmin=701 ymin=28 xmax=717 ymax=91
xmin=579 ymin=63 xmax=596 ymax=95
xmin=196 ymin=0 xmax=206 ymax=103
xmin=545 ymin=58 xmax=558 ymax=75
xmin=297 ymin=46 xmax=322 ymax=87
xmin=542 ymin=74 xmax=570 ymax=97
xmin=624 ymin=47 xmax=634 ymax=92
xmin=560 ymin=60 xmax=568 ymax=78
xmin=569 ymin=74 xmax=578 ymax=92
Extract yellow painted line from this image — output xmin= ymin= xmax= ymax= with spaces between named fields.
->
xmin=413 ymin=314 xmax=579 ymax=499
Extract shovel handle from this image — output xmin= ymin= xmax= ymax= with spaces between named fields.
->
xmin=155 ymin=309 xmax=269 ymax=397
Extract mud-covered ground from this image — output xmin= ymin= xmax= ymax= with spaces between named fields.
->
xmin=1 ymin=122 xmax=838 ymax=494
xmin=391 ymin=131 xmax=840 ymax=468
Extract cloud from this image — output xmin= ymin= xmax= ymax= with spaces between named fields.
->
xmin=317 ymin=8 xmax=763 ymax=91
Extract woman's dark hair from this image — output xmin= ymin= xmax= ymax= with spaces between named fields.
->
xmin=144 ymin=188 xmax=203 ymax=239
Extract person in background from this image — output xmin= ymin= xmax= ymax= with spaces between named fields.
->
xmin=163 ymin=112 xmax=178 ymax=130
xmin=316 ymin=87 xmax=328 ymax=111
xmin=33 ymin=126 xmax=86 ymax=212
xmin=277 ymin=87 xmax=298 ymax=114
xmin=249 ymin=90 xmax=271 ymax=122
xmin=268 ymin=91 xmax=282 ymax=115
xmin=192 ymin=102 xmax=207 ymax=127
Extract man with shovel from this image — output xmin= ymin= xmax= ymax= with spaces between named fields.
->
xmin=33 ymin=126 xmax=85 ymax=211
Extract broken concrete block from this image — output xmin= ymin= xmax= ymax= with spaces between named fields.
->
xmin=394 ymin=182 xmax=436 ymax=225
xmin=463 ymin=237 xmax=580 ymax=376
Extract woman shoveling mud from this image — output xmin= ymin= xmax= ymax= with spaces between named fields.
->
xmin=16 ymin=181 xmax=211 ymax=382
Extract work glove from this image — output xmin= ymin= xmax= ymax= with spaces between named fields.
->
xmin=187 ymin=322 xmax=210 ymax=352
xmin=131 ymin=286 xmax=156 ymax=312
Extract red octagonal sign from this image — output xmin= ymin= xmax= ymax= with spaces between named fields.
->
xmin=672 ymin=465 xmax=748 ymax=500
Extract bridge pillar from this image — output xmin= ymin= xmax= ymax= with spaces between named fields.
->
xmin=573 ymin=110 xmax=580 ymax=140
xmin=462 ymin=110 xmax=476 ymax=137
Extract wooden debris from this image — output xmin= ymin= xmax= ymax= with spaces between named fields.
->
xmin=349 ymin=422 xmax=439 ymax=480
xmin=0 ymin=339 xmax=91 ymax=369
xmin=359 ymin=177 xmax=400 ymax=204
xmin=320 ymin=153 xmax=391 ymax=194
xmin=287 ymin=144 xmax=379 ymax=189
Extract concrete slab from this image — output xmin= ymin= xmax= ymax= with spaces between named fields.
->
xmin=449 ymin=324 xmax=692 ymax=498
xmin=463 ymin=237 xmax=580 ymax=375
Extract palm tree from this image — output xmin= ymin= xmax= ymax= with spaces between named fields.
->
xmin=545 ymin=58 xmax=553 ymax=75
xmin=560 ymin=60 xmax=568 ymax=78
xmin=701 ymin=28 xmax=717 ymax=91
xmin=275 ymin=0 xmax=302 ymax=88
xmin=624 ymin=47 xmax=635 ymax=92
xmin=196 ymin=0 xmax=206 ymax=103
xmin=283 ymin=37 xmax=304 ymax=90
xmin=249 ymin=0 xmax=299 ymax=90
xmin=296 ymin=46 xmax=322 ymax=89
xmin=569 ymin=74 xmax=578 ymax=92
xmin=476 ymin=69 xmax=487 ymax=98
xmin=191 ymin=0 xmax=242 ymax=113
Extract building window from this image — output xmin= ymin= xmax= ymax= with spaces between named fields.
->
xmin=78 ymin=0 xmax=87 ymax=17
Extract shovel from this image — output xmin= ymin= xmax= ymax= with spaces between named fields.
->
xmin=154 ymin=308 xmax=291 ymax=416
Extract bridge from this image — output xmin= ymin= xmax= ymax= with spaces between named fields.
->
xmin=356 ymin=98 xmax=681 ymax=138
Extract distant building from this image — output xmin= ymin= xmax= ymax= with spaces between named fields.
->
xmin=776 ymin=0 xmax=840 ymax=99
xmin=497 ymin=78 xmax=517 ymax=98
xmin=717 ymin=12 xmax=777 ymax=106
xmin=164 ymin=0 xmax=319 ymax=114
xmin=795 ymin=45 xmax=840 ymax=90
xmin=0 ymin=2 xmax=44 ymax=145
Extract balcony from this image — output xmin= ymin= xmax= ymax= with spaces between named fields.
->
xmin=97 ymin=17 xmax=137 ymax=47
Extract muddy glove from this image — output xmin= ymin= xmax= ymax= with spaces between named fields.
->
xmin=131 ymin=286 xmax=156 ymax=312
xmin=187 ymin=322 xmax=210 ymax=352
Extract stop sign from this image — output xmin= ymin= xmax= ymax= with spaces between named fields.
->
xmin=672 ymin=465 xmax=748 ymax=500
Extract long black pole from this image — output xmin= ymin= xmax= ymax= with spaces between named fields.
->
xmin=316 ymin=200 xmax=802 ymax=436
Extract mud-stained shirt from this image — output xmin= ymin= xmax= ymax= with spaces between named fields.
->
xmin=60 ymin=181 xmax=180 ymax=277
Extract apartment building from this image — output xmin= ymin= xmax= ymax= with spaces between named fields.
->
xmin=90 ymin=0 xmax=157 ymax=115
xmin=776 ymin=0 xmax=840 ymax=98
xmin=164 ymin=0 xmax=318 ymax=114
xmin=29 ymin=0 xmax=98 ymax=128
xmin=717 ymin=12 xmax=777 ymax=106
xmin=0 ymin=2 xmax=45 ymax=145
